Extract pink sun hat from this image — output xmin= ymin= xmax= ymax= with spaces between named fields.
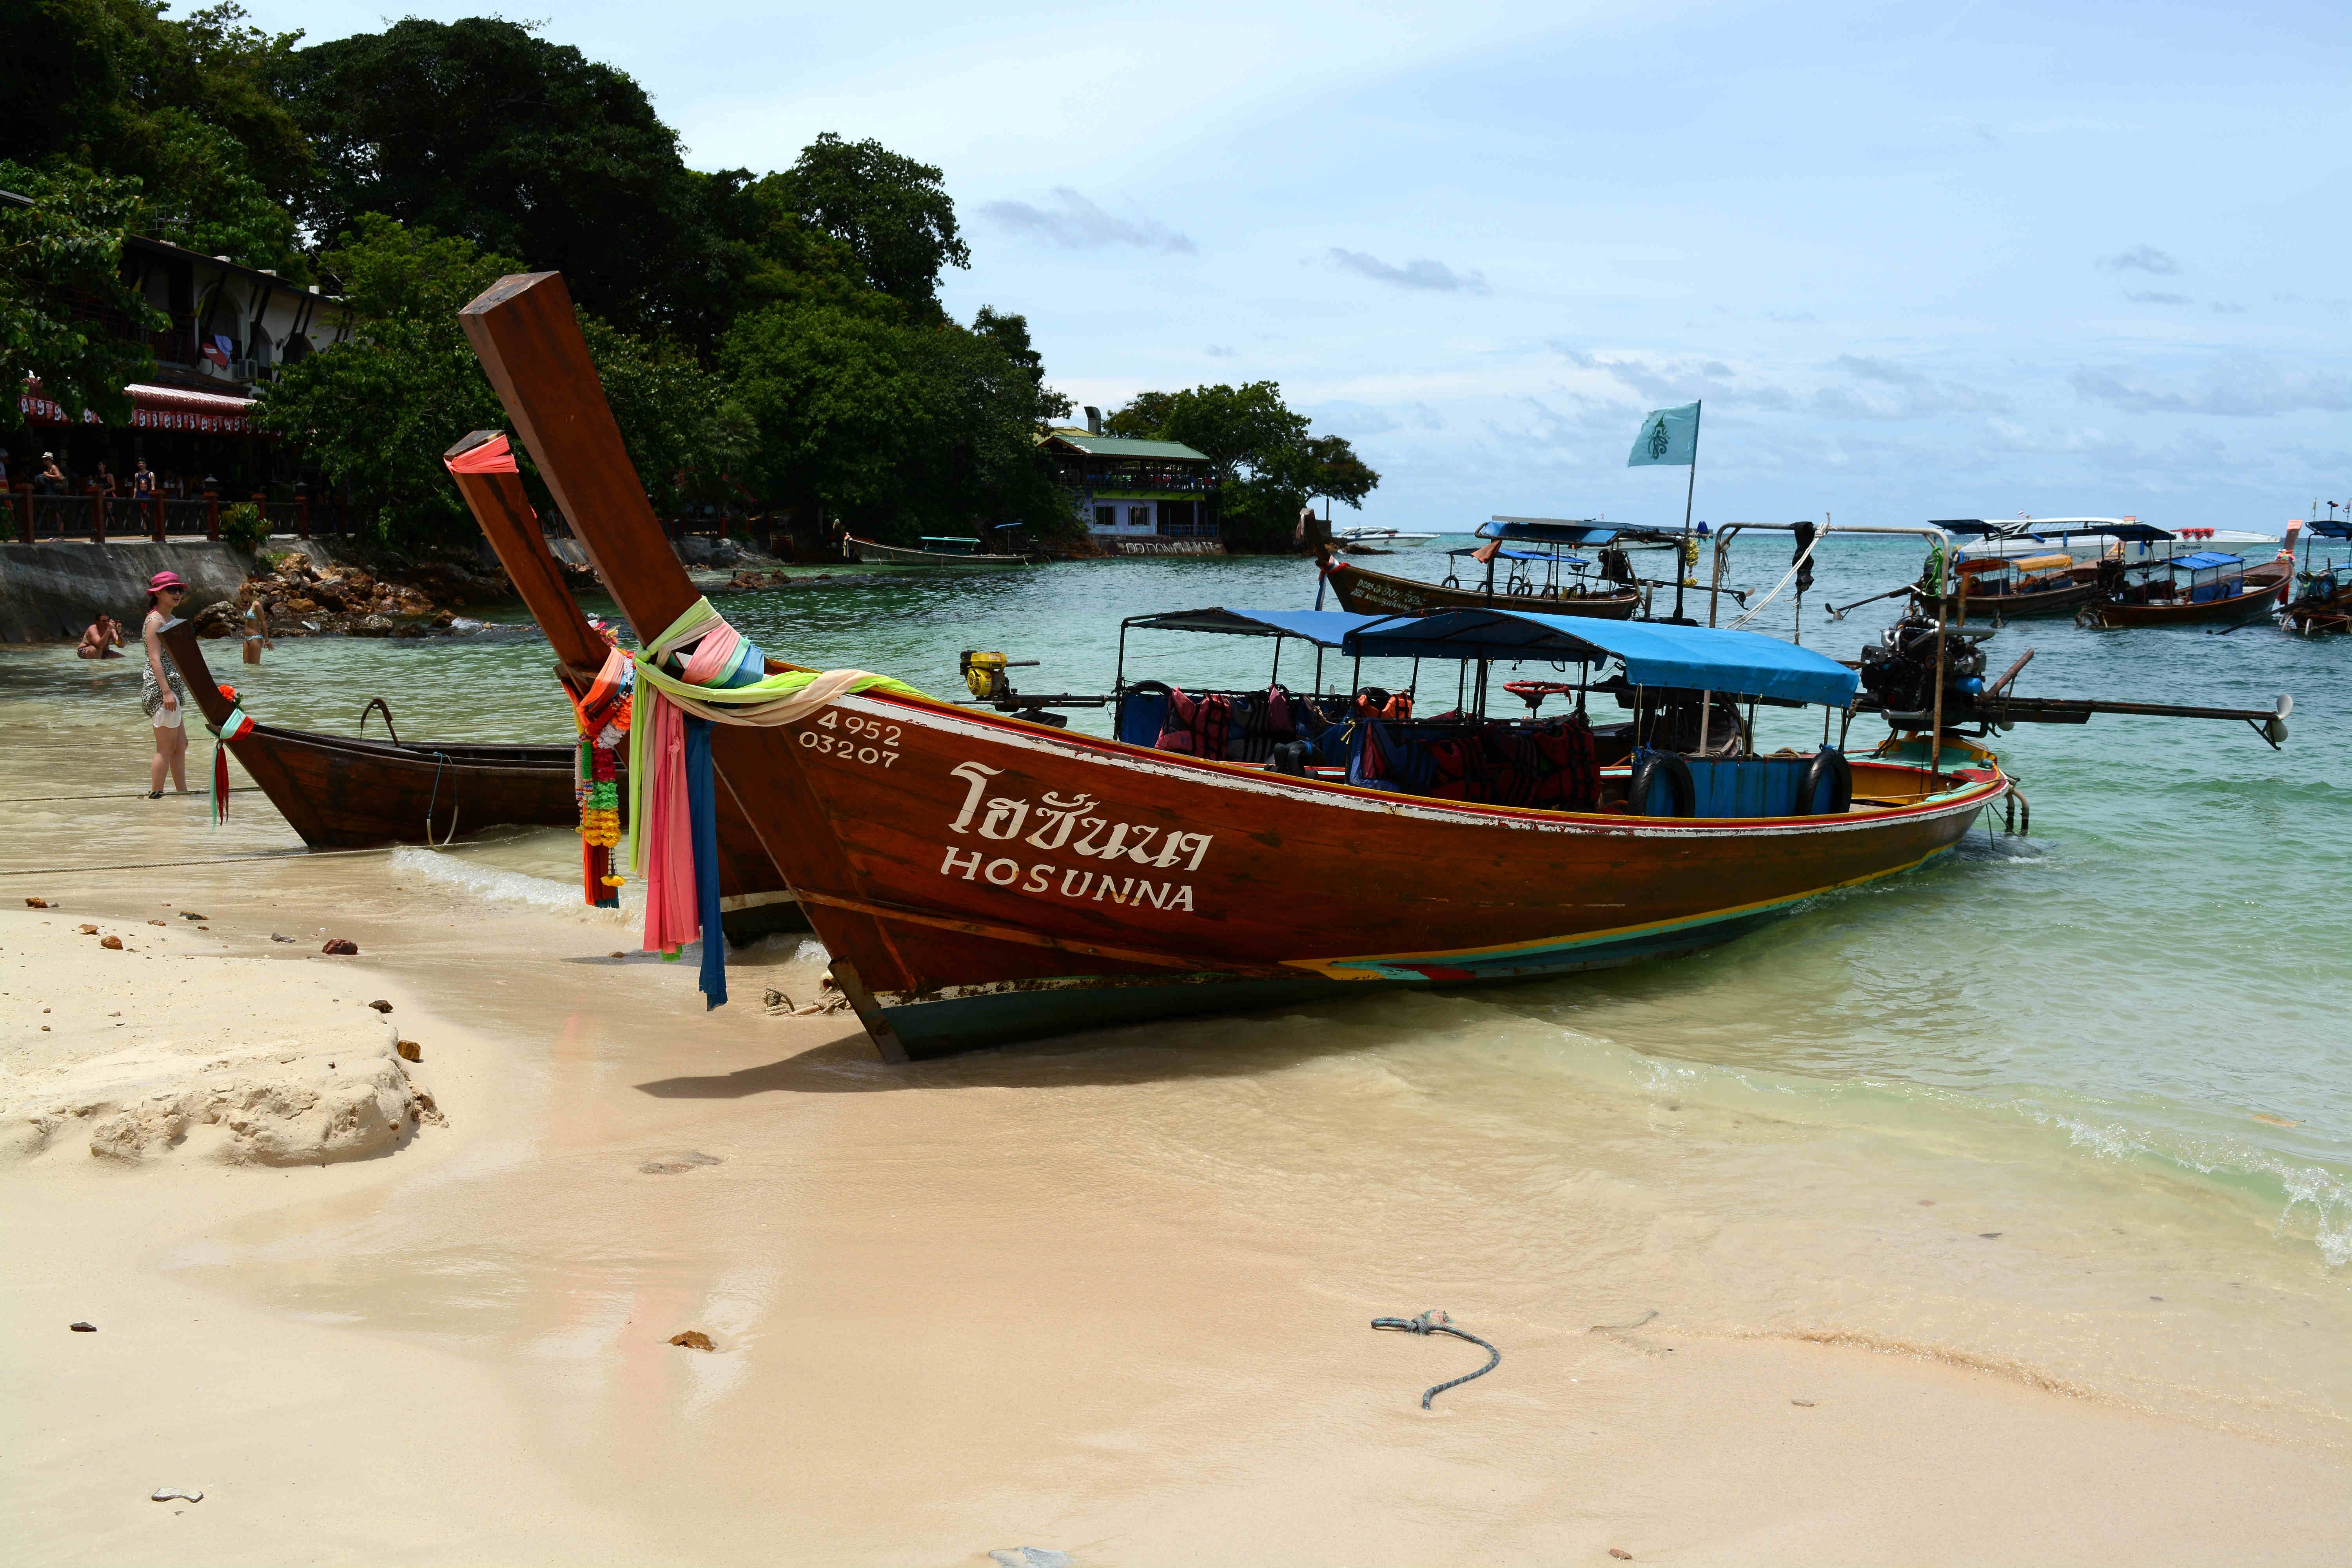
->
xmin=148 ymin=570 xmax=187 ymax=593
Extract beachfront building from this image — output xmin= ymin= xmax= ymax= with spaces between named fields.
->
xmin=1042 ymin=413 xmax=1220 ymax=552
xmin=6 ymin=188 xmax=354 ymax=537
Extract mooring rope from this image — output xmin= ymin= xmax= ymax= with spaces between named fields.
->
xmin=1370 ymin=1310 xmax=1501 ymax=1408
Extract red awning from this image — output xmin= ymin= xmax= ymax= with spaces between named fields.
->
xmin=17 ymin=379 xmax=264 ymax=436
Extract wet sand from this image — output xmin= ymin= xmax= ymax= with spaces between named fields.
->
xmin=4 ymin=870 xmax=2346 ymax=1568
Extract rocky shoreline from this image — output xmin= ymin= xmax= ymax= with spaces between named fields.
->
xmin=189 ymin=550 xmax=520 ymax=640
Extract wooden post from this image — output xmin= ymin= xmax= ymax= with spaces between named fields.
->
xmin=203 ymin=480 xmax=219 ymax=542
xmin=91 ymin=490 xmax=105 ymax=544
xmin=149 ymin=494 xmax=164 ymax=543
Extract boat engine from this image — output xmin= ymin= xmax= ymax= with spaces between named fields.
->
xmin=1857 ymin=609 xmax=1987 ymax=726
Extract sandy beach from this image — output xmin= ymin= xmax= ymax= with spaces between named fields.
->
xmin=5 ymin=856 xmax=2347 ymax=1567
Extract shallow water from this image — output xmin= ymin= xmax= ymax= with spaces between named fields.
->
xmin=5 ymin=535 xmax=2347 ymax=1446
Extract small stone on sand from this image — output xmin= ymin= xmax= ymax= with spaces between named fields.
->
xmin=1791 ymin=1399 xmax=1815 ymax=1406
xmin=78 ymin=924 xmax=98 ymax=935
xmin=70 ymin=1321 xmax=96 ymax=1332
xmin=369 ymin=1000 xmax=394 ymax=1012
xmin=669 ymin=1330 xmax=715 ymax=1351
xmin=321 ymin=938 xmax=358 ymax=955
xmin=1980 ymin=1232 xmax=2002 ymax=1239
xmin=25 ymin=897 xmax=49 ymax=908
xmin=270 ymin=933 xmax=295 ymax=943
xmin=397 ymin=1040 xmax=421 ymax=1062
xmin=1611 ymin=1552 xmax=1633 ymax=1561
xmin=100 ymin=936 xmax=123 ymax=951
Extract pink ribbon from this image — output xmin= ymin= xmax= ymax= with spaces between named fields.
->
xmin=641 ymin=621 xmax=747 ymax=956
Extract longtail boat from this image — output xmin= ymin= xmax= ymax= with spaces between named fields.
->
xmin=1317 ymin=515 xmax=1680 ymax=620
xmin=157 ymin=618 xmax=584 ymax=848
xmin=2282 ymin=517 xmax=2351 ymax=635
xmin=459 ymin=270 xmax=2008 ymax=1060
xmin=843 ymin=534 xmax=1027 ymax=568
xmin=2077 ymin=549 xmax=2286 ymax=628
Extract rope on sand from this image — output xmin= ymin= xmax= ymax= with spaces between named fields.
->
xmin=1370 ymin=1310 xmax=1501 ymax=1408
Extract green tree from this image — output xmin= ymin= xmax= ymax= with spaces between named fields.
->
xmin=776 ymin=134 xmax=969 ymax=314
xmin=0 ymin=162 xmax=165 ymax=431
xmin=281 ymin=17 xmax=705 ymax=334
xmin=723 ymin=302 xmax=1071 ymax=541
xmin=258 ymin=216 xmax=738 ymax=543
xmin=0 ymin=0 xmax=312 ymax=276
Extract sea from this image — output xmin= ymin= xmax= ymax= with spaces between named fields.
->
xmin=4 ymin=532 xmax=2345 ymax=1448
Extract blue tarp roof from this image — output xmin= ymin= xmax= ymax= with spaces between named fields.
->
xmin=1122 ymin=608 xmax=1384 ymax=648
xmin=2306 ymin=518 xmax=2352 ymax=539
xmin=1479 ymin=519 xmax=1618 ymax=545
xmin=2173 ymin=551 xmax=2244 ymax=571
xmin=1446 ymin=547 xmax=1589 ymax=565
xmin=1340 ymin=609 xmax=1860 ymax=707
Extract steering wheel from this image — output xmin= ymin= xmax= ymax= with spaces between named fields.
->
xmin=1503 ymin=679 xmax=1579 ymax=713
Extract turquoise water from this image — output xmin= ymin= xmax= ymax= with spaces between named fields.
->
xmin=5 ymin=535 xmax=2347 ymax=1417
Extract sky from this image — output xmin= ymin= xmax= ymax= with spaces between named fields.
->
xmin=252 ymin=1 xmax=2350 ymax=534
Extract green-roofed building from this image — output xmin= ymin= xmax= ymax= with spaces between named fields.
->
xmin=1042 ymin=416 xmax=1221 ymax=551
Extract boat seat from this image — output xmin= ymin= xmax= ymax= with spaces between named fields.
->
xmin=1348 ymin=717 xmax=1600 ymax=810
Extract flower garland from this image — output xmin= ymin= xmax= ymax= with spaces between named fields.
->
xmin=568 ymin=626 xmax=635 ymax=909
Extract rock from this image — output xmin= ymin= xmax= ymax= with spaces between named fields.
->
xmin=99 ymin=936 xmax=123 ymax=951
xmin=677 ymin=536 xmax=716 ymax=566
xmin=69 ymin=1321 xmax=95 ymax=1332
xmin=181 ymin=911 xmax=205 ymax=920
xmin=151 ymin=1488 xmax=203 ymax=1504
xmin=78 ymin=923 xmax=98 ymax=935
xmin=321 ymin=938 xmax=358 ymax=955
xmin=397 ymin=1040 xmax=420 ymax=1062
xmin=1611 ymin=1552 xmax=1633 ymax=1561
xmin=708 ymin=540 xmax=740 ymax=567
xmin=349 ymin=614 xmax=395 ymax=637
xmin=669 ymin=1330 xmax=715 ymax=1351
xmin=147 ymin=918 xmax=166 ymax=927
xmin=368 ymin=999 xmax=393 ymax=1012
xmin=189 ymin=600 xmax=241 ymax=639
xmin=24 ymin=897 xmax=48 ymax=909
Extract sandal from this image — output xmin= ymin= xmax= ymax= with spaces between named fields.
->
xmin=147 ymin=789 xmax=163 ymax=799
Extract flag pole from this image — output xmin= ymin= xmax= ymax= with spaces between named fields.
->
xmin=1672 ymin=400 xmax=1700 ymax=622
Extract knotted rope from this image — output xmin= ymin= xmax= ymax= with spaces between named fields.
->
xmin=1370 ymin=1310 xmax=1501 ymax=1408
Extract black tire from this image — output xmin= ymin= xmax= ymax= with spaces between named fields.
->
xmin=1630 ymin=750 xmax=1695 ymax=817
xmin=1798 ymin=748 xmax=1853 ymax=815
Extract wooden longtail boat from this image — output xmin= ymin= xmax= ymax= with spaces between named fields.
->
xmin=157 ymin=618 xmax=584 ymax=848
xmin=1317 ymin=550 xmax=1643 ymax=619
xmin=2078 ymin=551 xmax=2287 ymax=628
xmin=1922 ymin=553 xmax=2105 ymax=621
xmin=460 ymin=271 xmax=2007 ymax=1060
xmin=843 ymin=534 xmax=1027 ymax=568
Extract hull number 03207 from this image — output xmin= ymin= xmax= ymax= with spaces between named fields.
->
xmin=802 ymin=708 xmax=900 ymax=768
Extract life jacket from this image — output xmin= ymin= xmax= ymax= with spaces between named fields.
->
xmin=1155 ymin=686 xmax=1232 ymax=759
xmin=1354 ymin=690 xmax=1412 ymax=721
xmin=1423 ymin=735 xmax=1481 ymax=800
xmin=1263 ymin=684 xmax=1293 ymax=739
xmin=1520 ymin=715 xmax=1598 ymax=811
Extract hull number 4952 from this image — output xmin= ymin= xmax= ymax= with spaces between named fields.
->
xmin=804 ymin=709 xmax=900 ymax=768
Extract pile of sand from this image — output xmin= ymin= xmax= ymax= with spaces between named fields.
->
xmin=0 ymin=909 xmax=438 ymax=1167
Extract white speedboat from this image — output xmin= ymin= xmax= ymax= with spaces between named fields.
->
xmin=1944 ymin=517 xmax=2279 ymax=564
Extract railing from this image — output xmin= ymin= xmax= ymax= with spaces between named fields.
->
xmin=7 ymin=488 xmax=351 ymax=544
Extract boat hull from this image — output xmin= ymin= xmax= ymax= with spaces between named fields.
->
xmin=777 ymin=691 xmax=1999 ymax=1057
xmin=845 ymin=536 xmax=1027 ymax=568
xmin=1320 ymin=558 xmax=1642 ymax=620
xmin=1924 ymin=579 xmax=2101 ymax=621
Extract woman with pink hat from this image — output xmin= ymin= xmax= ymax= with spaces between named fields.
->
xmin=140 ymin=570 xmax=192 ymax=797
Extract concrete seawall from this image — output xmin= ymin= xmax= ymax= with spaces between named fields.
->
xmin=0 ymin=536 xmax=401 ymax=643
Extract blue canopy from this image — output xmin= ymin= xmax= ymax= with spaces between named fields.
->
xmin=1340 ymin=609 xmax=1860 ymax=707
xmin=2173 ymin=551 xmax=2244 ymax=572
xmin=1121 ymin=607 xmax=1385 ymax=648
xmin=2306 ymin=518 xmax=2352 ymax=540
xmin=1446 ymin=546 xmax=1588 ymax=565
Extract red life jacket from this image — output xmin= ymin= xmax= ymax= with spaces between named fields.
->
xmin=1155 ymin=686 xmax=1232 ymax=759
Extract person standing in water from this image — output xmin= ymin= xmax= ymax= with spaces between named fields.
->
xmin=241 ymin=587 xmax=272 ymax=665
xmin=141 ymin=571 xmax=191 ymax=797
